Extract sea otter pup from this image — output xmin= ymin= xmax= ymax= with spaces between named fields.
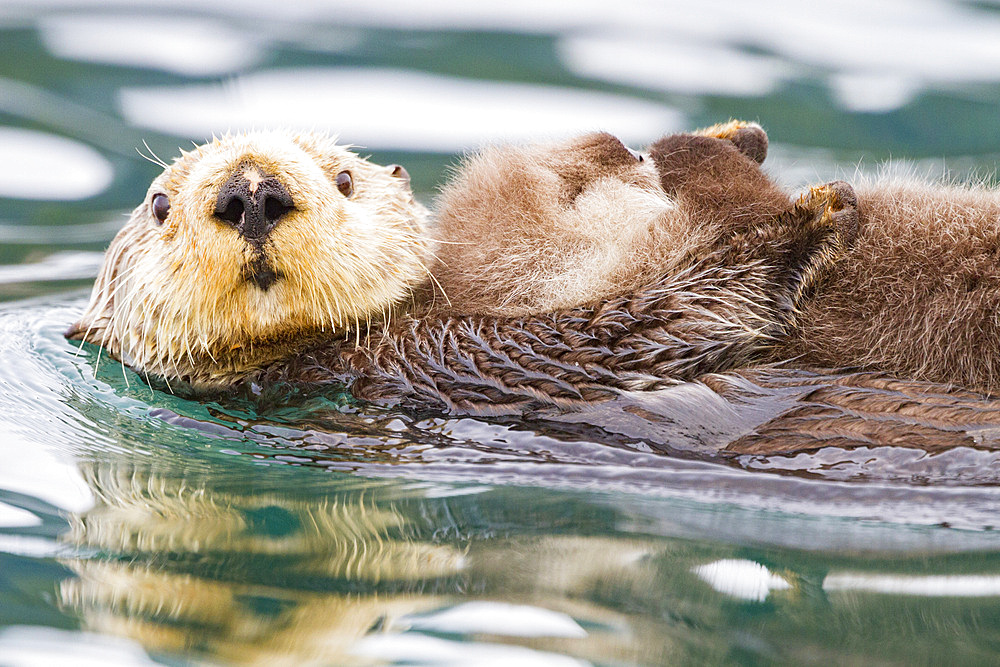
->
xmin=430 ymin=121 xmax=777 ymax=315
xmin=67 ymin=123 xmax=853 ymax=415
xmin=434 ymin=127 xmax=1000 ymax=396
xmin=772 ymin=177 xmax=1000 ymax=393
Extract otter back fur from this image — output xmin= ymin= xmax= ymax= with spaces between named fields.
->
xmin=436 ymin=123 xmax=1000 ymax=395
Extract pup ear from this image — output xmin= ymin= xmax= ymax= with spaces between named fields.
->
xmin=693 ymin=120 xmax=768 ymax=164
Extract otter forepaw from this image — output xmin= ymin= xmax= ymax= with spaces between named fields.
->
xmin=795 ymin=180 xmax=860 ymax=249
xmin=767 ymin=179 xmax=859 ymax=311
xmin=694 ymin=120 xmax=768 ymax=164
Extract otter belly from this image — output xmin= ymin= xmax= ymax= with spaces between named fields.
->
xmin=777 ymin=181 xmax=1000 ymax=394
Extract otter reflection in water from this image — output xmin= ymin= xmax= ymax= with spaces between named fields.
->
xmin=56 ymin=448 xmax=1000 ymax=665
xmin=58 ymin=458 xmax=680 ymax=664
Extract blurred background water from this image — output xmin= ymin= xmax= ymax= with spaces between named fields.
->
xmin=3 ymin=1 xmax=1000 ymax=664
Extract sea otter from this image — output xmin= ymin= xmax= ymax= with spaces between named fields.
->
xmin=432 ymin=125 xmax=1000 ymax=395
xmin=67 ymin=123 xmax=854 ymax=415
xmin=430 ymin=121 xmax=777 ymax=315
xmin=67 ymin=131 xmax=435 ymax=387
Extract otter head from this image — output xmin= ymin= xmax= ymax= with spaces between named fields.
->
xmin=66 ymin=131 xmax=432 ymax=387
xmin=433 ymin=127 xmax=773 ymax=316
xmin=432 ymin=132 xmax=679 ymax=315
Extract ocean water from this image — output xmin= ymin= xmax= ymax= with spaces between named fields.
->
xmin=3 ymin=1 xmax=1000 ymax=664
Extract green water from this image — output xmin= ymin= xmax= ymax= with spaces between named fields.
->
xmin=3 ymin=2 xmax=1000 ymax=664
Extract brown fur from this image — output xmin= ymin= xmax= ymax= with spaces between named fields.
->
xmin=67 ymin=124 xmax=1000 ymax=458
xmin=435 ymin=125 xmax=1000 ymax=397
xmin=68 ymin=124 xmax=855 ymax=412
xmin=432 ymin=132 xmax=692 ymax=314
xmin=774 ymin=179 xmax=1000 ymax=394
xmin=431 ymin=125 xmax=793 ymax=316
xmin=251 ymin=127 xmax=855 ymax=415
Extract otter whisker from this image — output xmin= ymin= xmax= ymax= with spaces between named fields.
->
xmin=74 ymin=240 xmax=135 ymax=356
xmin=137 ymin=140 xmax=169 ymax=169
xmin=95 ymin=258 xmax=144 ymax=365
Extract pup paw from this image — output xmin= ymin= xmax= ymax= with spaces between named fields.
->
xmin=796 ymin=180 xmax=860 ymax=249
xmin=694 ymin=120 xmax=768 ymax=164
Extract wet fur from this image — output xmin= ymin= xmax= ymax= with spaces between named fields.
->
xmin=67 ymin=131 xmax=433 ymax=387
xmin=436 ymin=129 xmax=1000 ymax=396
xmin=252 ymin=128 xmax=853 ymax=415
xmin=431 ymin=129 xmax=795 ymax=317
xmin=432 ymin=133 xmax=706 ymax=314
xmin=69 ymin=125 xmax=853 ymax=410
xmin=67 ymin=125 xmax=1000 ymax=457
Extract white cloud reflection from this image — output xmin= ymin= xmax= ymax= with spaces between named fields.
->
xmin=403 ymin=602 xmax=587 ymax=638
xmin=560 ymin=35 xmax=793 ymax=97
xmin=0 ymin=502 xmax=41 ymax=528
xmin=0 ymin=252 xmax=105 ymax=284
xmin=0 ymin=423 xmax=94 ymax=515
xmin=0 ymin=626 xmax=157 ymax=667
xmin=352 ymin=633 xmax=588 ymax=666
xmin=118 ymin=67 xmax=685 ymax=151
xmin=692 ymin=559 xmax=791 ymax=602
xmin=0 ymin=127 xmax=112 ymax=201
xmin=39 ymin=14 xmax=262 ymax=76
xmin=824 ymin=573 xmax=1000 ymax=597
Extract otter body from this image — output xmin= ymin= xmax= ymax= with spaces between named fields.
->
xmin=431 ymin=123 xmax=774 ymax=316
xmin=66 ymin=124 xmax=1000 ymax=458
xmin=777 ymin=180 xmax=1000 ymax=392
xmin=434 ymin=129 xmax=1000 ymax=396
xmin=70 ymin=124 xmax=847 ymax=405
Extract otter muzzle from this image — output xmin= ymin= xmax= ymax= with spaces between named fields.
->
xmin=214 ymin=162 xmax=294 ymax=241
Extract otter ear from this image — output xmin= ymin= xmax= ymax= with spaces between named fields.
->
xmin=693 ymin=120 xmax=768 ymax=164
xmin=387 ymin=164 xmax=410 ymax=186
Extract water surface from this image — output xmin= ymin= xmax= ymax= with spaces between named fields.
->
xmin=3 ymin=2 xmax=1000 ymax=664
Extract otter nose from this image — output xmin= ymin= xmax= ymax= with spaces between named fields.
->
xmin=214 ymin=162 xmax=294 ymax=241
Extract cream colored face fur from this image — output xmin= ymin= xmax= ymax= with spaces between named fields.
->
xmin=433 ymin=132 xmax=710 ymax=315
xmin=69 ymin=131 xmax=432 ymax=385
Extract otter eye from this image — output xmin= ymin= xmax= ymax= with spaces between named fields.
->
xmin=151 ymin=193 xmax=170 ymax=224
xmin=336 ymin=170 xmax=353 ymax=197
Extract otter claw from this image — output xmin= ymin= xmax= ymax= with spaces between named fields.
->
xmin=799 ymin=180 xmax=860 ymax=248
xmin=695 ymin=120 xmax=768 ymax=164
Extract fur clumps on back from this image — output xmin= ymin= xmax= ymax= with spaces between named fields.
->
xmin=776 ymin=175 xmax=1000 ymax=393
xmin=430 ymin=132 xmax=713 ymax=315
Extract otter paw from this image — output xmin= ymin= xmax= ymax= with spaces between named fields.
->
xmin=796 ymin=180 xmax=860 ymax=248
xmin=759 ymin=180 xmax=860 ymax=315
xmin=694 ymin=120 xmax=768 ymax=164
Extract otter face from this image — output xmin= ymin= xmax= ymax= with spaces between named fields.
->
xmin=433 ymin=132 xmax=701 ymax=315
xmin=67 ymin=131 xmax=432 ymax=385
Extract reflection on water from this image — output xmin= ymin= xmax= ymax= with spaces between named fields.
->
xmin=0 ymin=299 xmax=996 ymax=664
xmin=5 ymin=0 xmax=1000 ymax=663
xmin=59 ymin=463 xmax=656 ymax=664
xmin=51 ymin=447 xmax=1000 ymax=665
xmin=118 ymin=68 xmax=683 ymax=152
xmin=0 ymin=127 xmax=113 ymax=201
